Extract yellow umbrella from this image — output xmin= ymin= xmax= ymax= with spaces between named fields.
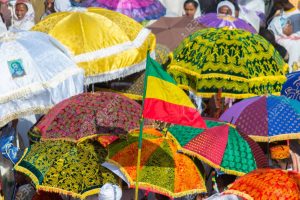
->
xmin=32 ymin=8 xmax=156 ymax=85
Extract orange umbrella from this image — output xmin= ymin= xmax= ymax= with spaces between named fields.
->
xmin=224 ymin=168 xmax=300 ymax=200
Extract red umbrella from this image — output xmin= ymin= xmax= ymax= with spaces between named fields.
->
xmin=30 ymin=92 xmax=153 ymax=142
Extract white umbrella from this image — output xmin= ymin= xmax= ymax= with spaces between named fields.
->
xmin=0 ymin=31 xmax=84 ymax=127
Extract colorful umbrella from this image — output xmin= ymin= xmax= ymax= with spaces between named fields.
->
xmin=14 ymin=140 xmax=118 ymax=199
xmin=167 ymin=28 xmax=288 ymax=99
xmin=32 ymin=8 xmax=156 ymax=85
xmin=220 ymin=95 xmax=300 ymax=142
xmin=224 ymin=168 xmax=300 ymax=200
xmin=105 ymin=128 xmax=207 ymax=198
xmin=281 ymin=71 xmax=300 ymax=101
xmin=0 ymin=31 xmax=84 ymax=128
xmin=148 ymin=16 xmax=205 ymax=51
xmin=80 ymin=0 xmax=166 ymax=22
xmin=30 ymin=92 xmax=153 ymax=142
xmin=196 ymin=13 xmax=257 ymax=33
xmin=168 ymin=120 xmax=268 ymax=176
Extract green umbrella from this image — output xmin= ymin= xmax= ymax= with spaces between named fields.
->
xmin=14 ymin=140 xmax=118 ymax=199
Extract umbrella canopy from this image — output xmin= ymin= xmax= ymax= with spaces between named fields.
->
xmin=32 ymin=8 xmax=156 ymax=85
xmin=80 ymin=0 xmax=166 ymax=22
xmin=167 ymin=28 xmax=288 ymax=99
xmin=224 ymin=168 xmax=300 ymax=200
xmin=196 ymin=13 xmax=257 ymax=33
xmin=105 ymin=128 xmax=207 ymax=198
xmin=14 ymin=140 xmax=118 ymax=199
xmin=168 ymin=120 xmax=268 ymax=176
xmin=220 ymin=95 xmax=300 ymax=142
xmin=0 ymin=31 xmax=84 ymax=128
xmin=30 ymin=91 xmax=153 ymax=142
xmin=281 ymin=71 xmax=300 ymax=101
xmin=148 ymin=16 xmax=205 ymax=51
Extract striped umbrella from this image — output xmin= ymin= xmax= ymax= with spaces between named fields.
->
xmin=168 ymin=120 xmax=268 ymax=176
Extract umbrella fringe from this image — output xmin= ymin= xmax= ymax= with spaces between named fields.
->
xmin=169 ymin=65 xmax=287 ymax=86
xmin=250 ymin=133 xmax=300 ymax=143
xmin=223 ymin=189 xmax=254 ymax=200
xmin=180 ymin=148 xmax=247 ymax=177
xmin=84 ymin=51 xmax=155 ymax=85
xmin=0 ymin=106 xmax=51 ymax=128
xmin=131 ymin=182 xmax=206 ymax=198
xmin=178 ymin=84 xmax=281 ymax=99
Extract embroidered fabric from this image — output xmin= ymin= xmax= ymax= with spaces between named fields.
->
xmin=167 ymin=28 xmax=288 ymax=98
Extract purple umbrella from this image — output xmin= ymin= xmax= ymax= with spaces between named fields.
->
xmin=196 ymin=13 xmax=257 ymax=34
xmin=81 ymin=0 xmax=166 ymax=22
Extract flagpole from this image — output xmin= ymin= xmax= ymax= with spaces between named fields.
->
xmin=135 ymin=52 xmax=150 ymax=200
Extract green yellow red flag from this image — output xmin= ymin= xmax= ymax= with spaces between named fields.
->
xmin=142 ymin=54 xmax=206 ymax=128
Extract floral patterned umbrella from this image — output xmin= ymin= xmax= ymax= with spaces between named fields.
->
xmin=168 ymin=120 xmax=268 ymax=176
xmin=220 ymin=95 xmax=300 ymax=142
xmin=167 ymin=28 xmax=288 ymax=99
xmin=105 ymin=128 xmax=207 ymax=198
xmin=196 ymin=13 xmax=257 ymax=33
xmin=224 ymin=168 xmax=300 ymax=200
xmin=30 ymin=92 xmax=153 ymax=142
xmin=281 ymin=71 xmax=300 ymax=101
xmin=14 ymin=140 xmax=118 ymax=199
xmin=80 ymin=0 xmax=166 ymax=22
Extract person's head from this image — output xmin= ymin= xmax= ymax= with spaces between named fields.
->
xmin=273 ymin=0 xmax=294 ymax=11
xmin=269 ymin=16 xmax=294 ymax=36
xmin=217 ymin=1 xmax=236 ymax=17
xmin=184 ymin=0 xmax=198 ymax=17
xmin=15 ymin=2 xmax=28 ymax=20
xmin=282 ymin=19 xmax=293 ymax=36
xmin=98 ymin=183 xmax=122 ymax=200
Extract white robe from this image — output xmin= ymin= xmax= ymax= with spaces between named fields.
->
xmin=9 ymin=2 xmax=35 ymax=31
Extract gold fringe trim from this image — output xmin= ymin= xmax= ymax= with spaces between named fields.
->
xmin=40 ymin=134 xmax=101 ymax=143
xmin=169 ymin=65 xmax=287 ymax=85
xmin=180 ymin=148 xmax=246 ymax=176
xmin=36 ymin=185 xmax=100 ymax=199
xmin=223 ymin=189 xmax=254 ymax=200
xmin=0 ymin=106 xmax=51 ymax=128
xmin=178 ymin=84 xmax=278 ymax=99
xmin=132 ymin=182 xmax=206 ymax=198
xmin=250 ymin=133 xmax=300 ymax=143
xmin=14 ymin=165 xmax=40 ymax=186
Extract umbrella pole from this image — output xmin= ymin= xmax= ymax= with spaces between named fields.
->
xmin=135 ymin=117 xmax=144 ymax=200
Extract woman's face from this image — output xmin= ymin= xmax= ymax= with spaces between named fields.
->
xmin=184 ymin=3 xmax=196 ymax=17
xmin=218 ymin=6 xmax=232 ymax=16
xmin=15 ymin=3 xmax=28 ymax=20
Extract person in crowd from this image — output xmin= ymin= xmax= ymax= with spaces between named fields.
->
xmin=9 ymin=0 xmax=35 ymax=31
xmin=268 ymin=16 xmax=300 ymax=72
xmin=216 ymin=1 xmax=236 ymax=17
xmin=183 ymin=0 xmax=199 ymax=18
xmin=54 ymin=0 xmax=72 ymax=12
xmin=259 ymin=28 xmax=289 ymax=62
xmin=42 ymin=0 xmax=55 ymax=18
xmin=270 ymin=142 xmax=293 ymax=170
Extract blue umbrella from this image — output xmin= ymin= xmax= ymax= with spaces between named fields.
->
xmin=281 ymin=71 xmax=300 ymax=101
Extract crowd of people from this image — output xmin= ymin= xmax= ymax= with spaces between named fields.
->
xmin=0 ymin=0 xmax=300 ymax=199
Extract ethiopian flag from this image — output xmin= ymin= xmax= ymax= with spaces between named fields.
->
xmin=143 ymin=54 xmax=206 ymax=128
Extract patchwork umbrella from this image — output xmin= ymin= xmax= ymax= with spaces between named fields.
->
xmin=167 ymin=28 xmax=288 ymax=99
xmin=0 ymin=31 xmax=84 ymax=128
xmin=14 ymin=140 xmax=118 ymax=199
xmin=196 ymin=13 xmax=257 ymax=33
xmin=281 ymin=71 xmax=300 ymax=101
xmin=168 ymin=120 xmax=268 ymax=176
xmin=220 ymin=95 xmax=300 ymax=142
xmin=29 ymin=92 xmax=153 ymax=142
xmin=148 ymin=16 xmax=205 ymax=51
xmin=224 ymin=168 xmax=300 ymax=200
xmin=32 ymin=8 xmax=156 ymax=85
xmin=80 ymin=0 xmax=166 ymax=22
xmin=105 ymin=128 xmax=207 ymax=198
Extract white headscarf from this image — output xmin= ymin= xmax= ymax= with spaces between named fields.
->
xmin=98 ymin=183 xmax=122 ymax=200
xmin=54 ymin=0 xmax=72 ymax=12
xmin=217 ymin=1 xmax=235 ymax=17
xmin=10 ymin=1 xmax=35 ymax=31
